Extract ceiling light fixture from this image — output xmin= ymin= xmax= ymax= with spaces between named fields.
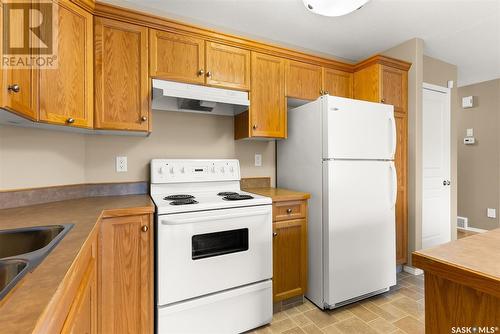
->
xmin=303 ymin=0 xmax=371 ymax=17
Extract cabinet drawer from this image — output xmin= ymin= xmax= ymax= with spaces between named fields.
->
xmin=273 ymin=201 xmax=306 ymax=222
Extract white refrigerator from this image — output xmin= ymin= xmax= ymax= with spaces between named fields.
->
xmin=278 ymin=95 xmax=397 ymax=309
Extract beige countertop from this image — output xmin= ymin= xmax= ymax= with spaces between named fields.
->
xmin=244 ymin=187 xmax=311 ymax=202
xmin=413 ymin=228 xmax=500 ymax=298
xmin=0 ymin=195 xmax=154 ymax=334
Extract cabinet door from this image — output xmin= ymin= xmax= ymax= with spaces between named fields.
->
xmin=395 ymin=114 xmax=408 ymax=264
xmin=250 ymin=52 xmax=286 ymax=138
xmin=353 ymin=64 xmax=380 ymax=102
xmin=273 ymin=219 xmax=307 ymax=302
xmin=381 ymin=65 xmax=407 ymax=114
xmin=38 ymin=0 xmax=93 ymax=128
xmin=285 ymin=60 xmax=322 ymax=100
xmin=0 ymin=1 xmax=37 ymax=120
xmin=149 ymin=30 xmax=205 ymax=84
xmin=61 ymin=258 xmax=97 ymax=334
xmin=100 ymin=214 xmax=153 ymax=334
xmin=94 ymin=18 xmax=149 ymax=131
xmin=323 ymin=68 xmax=353 ymax=98
xmin=205 ymin=42 xmax=250 ymax=90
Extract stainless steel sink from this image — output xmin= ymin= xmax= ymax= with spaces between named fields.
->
xmin=0 ymin=224 xmax=73 ymax=300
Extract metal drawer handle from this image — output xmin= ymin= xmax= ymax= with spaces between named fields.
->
xmin=7 ymin=84 xmax=20 ymax=93
xmin=66 ymin=118 xmax=75 ymax=124
xmin=141 ymin=116 xmax=148 ymax=122
xmin=273 ymin=232 xmax=278 ymax=237
xmin=286 ymin=208 xmax=292 ymax=214
xmin=141 ymin=225 xmax=149 ymax=232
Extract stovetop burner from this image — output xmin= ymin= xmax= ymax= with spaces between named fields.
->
xmin=164 ymin=194 xmax=195 ymax=201
xmin=223 ymin=194 xmax=254 ymax=201
xmin=217 ymin=192 xmax=239 ymax=196
xmin=169 ymin=199 xmax=199 ymax=206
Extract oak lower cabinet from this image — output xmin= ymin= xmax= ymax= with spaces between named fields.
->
xmin=38 ymin=0 xmax=94 ymax=128
xmin=353 ymin=55 xmax=411 ymax=264
xmin=94 ymin=17 xmax=150 ymax=132
xmin=272 ymin=200 xmax=308 ymax=302
xmin=98 ymin=214 xmax=153 ymax=334
xmin=235 ymin=52 xmax=286 ymax=139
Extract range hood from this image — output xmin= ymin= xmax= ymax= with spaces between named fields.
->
xmin=152 ymin=79 xmax=249 ymax=116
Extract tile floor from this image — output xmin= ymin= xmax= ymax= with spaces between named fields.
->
xmin=252 ymin=272 xmax=425 ymax=334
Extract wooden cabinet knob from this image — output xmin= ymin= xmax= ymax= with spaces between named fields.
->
xmin=66 ymin=118 xmax=75 ymax=124
xmin=141 ymin=225 xmax=149 ymax=232
xmin=286 ymin=208 xmax=292 ymax=214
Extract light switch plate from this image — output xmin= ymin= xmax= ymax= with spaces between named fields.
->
xmin=466 ymin=128 xmax=474 ymax=137
xmin=254 ymin=154 xmax=262 ymax=167
xmin=116 ymin=156 xmax=127 ymax=172
xmin=487 ymin=208 xmax=496 ymax=219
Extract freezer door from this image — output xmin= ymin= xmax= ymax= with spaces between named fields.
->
xmin=323 ymin=160 xmax=396 ymax=306
xmin=323 ymin=96 xmax=396 ymax=160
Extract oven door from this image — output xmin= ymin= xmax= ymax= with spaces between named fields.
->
xmin=157 ymin=205 xmax=272 ymax=306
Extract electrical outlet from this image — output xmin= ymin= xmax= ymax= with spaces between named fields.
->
xmin=487 ymin=208 xmax=496 ymax=219
xmin=254 ymin=154 xmax=262 ymax=167
xmin=116 ymin=156 xmax=127 ymax=172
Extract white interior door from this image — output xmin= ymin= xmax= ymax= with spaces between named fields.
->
xmin=422 ymin=83 xmax=451 ymax=249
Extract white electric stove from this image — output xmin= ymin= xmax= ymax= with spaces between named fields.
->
xmin=151 ymin=159 xmax=273 ymax=334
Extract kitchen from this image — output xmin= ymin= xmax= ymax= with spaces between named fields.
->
xmin=0 ymin=0 xmax=499 ymax=333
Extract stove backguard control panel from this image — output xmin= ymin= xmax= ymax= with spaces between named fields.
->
xmin=151 ymin=159 xmax=241 ymax=184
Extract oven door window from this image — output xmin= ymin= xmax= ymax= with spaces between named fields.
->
xmin=192 ymin=228 xmax=249 ymax=260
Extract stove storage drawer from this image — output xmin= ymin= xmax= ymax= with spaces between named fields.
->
xmin=157 ymin=205 xmax=273 ymax=306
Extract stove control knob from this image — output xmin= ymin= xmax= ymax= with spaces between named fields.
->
xmin=180 ymin=167 xmax=185 ymax=173
xmin=229 ymin=166 xmax=234 ymax=173
xmin=211 ymin=166 xmax=216 ymax=173
xmin=220 ymin=166 xmax=225 ymax=173
xmin=159 ymin=166 xmax=165 ymax=174
xmin=169 ymin=167 xmax=175 ymax=174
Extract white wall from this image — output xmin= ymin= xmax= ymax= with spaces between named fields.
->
xmin=0 ymin=110 xmax=276 ymax=190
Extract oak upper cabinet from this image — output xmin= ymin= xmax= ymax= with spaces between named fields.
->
xmin=38 ymin=0 xmax=93 ymax=128
xmin=353 ymin=56 xmax=411 ymax=264
xmin=235 ymin=52 xmax=286 ymax=139
xmin=205 ymin=42 xmax=250 ymax=90
xmin=94 ymin=18 xmax=150 ymax=132
xmin=381 ymin=65 xmax=407 ymax=114
xmin=149 ymin=30 xmax=205 ymax=84
xmin=323 ymin=68 xmax=353 ymax=98
xmin=99 ymin=214 xmax=153 ymax=334
xmin=285 ymin=60 xmax=322 ymax=100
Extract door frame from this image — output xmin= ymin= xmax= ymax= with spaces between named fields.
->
xmin=421 ymin=82 xmax=452 ymax=249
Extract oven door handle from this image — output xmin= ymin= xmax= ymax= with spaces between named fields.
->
xmin=161 ymin=208 xmax=271 ymax=225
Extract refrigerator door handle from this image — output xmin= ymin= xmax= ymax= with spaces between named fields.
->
xmin=390 ymin=116 xmax=397 ymax=158
xmin=390 ymin=162 xmax=398 ymax=209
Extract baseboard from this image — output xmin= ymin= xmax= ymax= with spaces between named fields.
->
xmin=403 ymin=265 xmax=424 ymax=276
xmin=457 ymin=226 xmax=487 ymax=233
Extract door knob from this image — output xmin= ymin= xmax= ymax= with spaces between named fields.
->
xmin=7 ymin=84 xmax=20 ymax=93
xmin=141 ymin=225 xmax=149 ymax=232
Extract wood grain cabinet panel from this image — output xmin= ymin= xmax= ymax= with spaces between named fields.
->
xmin=205 ymin=42 xmax=250 ymax=90
xmin=149 ymin=29 xmax=205 ymax=84
xmin=323 ymin=68 xmax=353 ymax=98
xmin=273 ymin=218 xmax=307 ymax=302
xmin=395 ymin=114 xmax=408 ymax=264
xmin=381 ymin=65 xmax=407 ymax=114
xmin=273 ymin=200 xmax=306 ymax=222
xmin=285 ymin=60 xmax=322 ymax=100
xmin=94 ymin=18 xmax=149 ymax=131
xmin=248 ymin=52 xmax=286 ymax=138
xmin=38 ymin=0 xmax=93 ymax=128
xmin=99 ymin=214 xmax=153 ymax=334
xmin=353 ymin=64 xmax=380 ymax=102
